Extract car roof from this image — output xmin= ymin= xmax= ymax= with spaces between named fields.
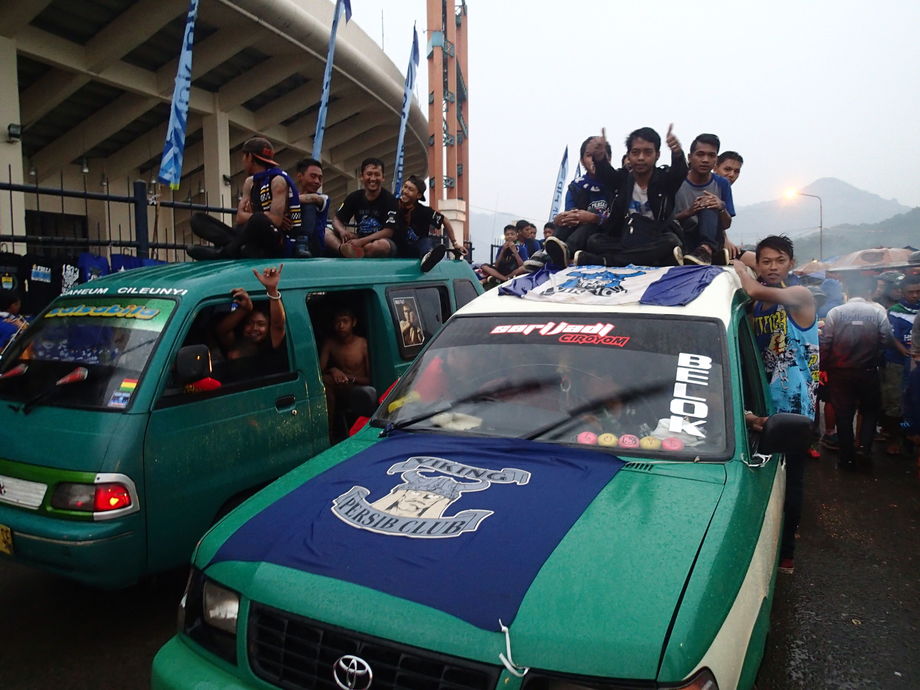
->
xmin=59 ymin=258 xmax=478 ymax=301
xmin=458 ymin=267 xmax=745 ymax=326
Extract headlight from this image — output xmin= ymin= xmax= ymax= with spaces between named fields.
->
xmin=522 ymin=667 xmax=718 ymax=690
xmin=203 ymin=579 xmax=240 ymax=634
xmin=181 ymin=567 xmax=239 ymax=664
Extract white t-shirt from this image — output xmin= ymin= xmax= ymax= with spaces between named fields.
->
xmin=629 ymin=184 xmax=653 ymax=219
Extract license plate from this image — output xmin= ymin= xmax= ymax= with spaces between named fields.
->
xmin=0 ymin=524 xmax=12 ymax=555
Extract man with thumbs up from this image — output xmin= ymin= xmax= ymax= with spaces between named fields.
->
xmin=550 ymin=124 xmax=687 ymax=268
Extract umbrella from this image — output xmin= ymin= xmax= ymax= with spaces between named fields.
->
xmin=825 ymin=247 xmax=916 ymax=272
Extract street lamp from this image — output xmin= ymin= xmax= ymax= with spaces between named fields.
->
xmin=785 ymin=189 xmax=824 ymax=260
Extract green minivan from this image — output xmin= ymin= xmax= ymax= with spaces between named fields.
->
xmin=0 ymin=257 xmax=481 ymax=588
xmin=152 ymin=265 xmax=811 ymax=690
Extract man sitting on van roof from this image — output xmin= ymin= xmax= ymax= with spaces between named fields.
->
xmin=329 ymin=158 xmax=399 ymax=259
xmin=188 ymin=137 xmax=303 ymax=260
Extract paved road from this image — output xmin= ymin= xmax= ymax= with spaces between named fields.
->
xmin=0 ymin=443 xmax=917 ymax=689
xmin=757 ymin=443 xmax=920 ymax=689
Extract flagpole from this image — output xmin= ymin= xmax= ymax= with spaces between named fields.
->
xmin=313 ymin=0 xmax=352 ymax=161
xmin=393 ymin=24 xmax=420 ymax=195
xmin=157 ymin=0 xmax=199 ymax=190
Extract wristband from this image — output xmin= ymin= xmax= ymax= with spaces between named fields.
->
xmin=267 ymin=292 xmax=282 ymax=300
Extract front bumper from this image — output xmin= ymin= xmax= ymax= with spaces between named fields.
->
xmin=152 ymin=636 xmax=256 ymax=690
xmin=0 ymin=502 xmax=143 ymax=588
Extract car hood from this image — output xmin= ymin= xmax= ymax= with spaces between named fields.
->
xmin=201 ymin=435 xmax=725 ymax=680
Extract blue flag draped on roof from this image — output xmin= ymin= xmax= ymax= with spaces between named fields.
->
xmin=548 ymin=147 xmax=568 ymax=221
xmin=312 ymin=0 xmax=352 ymax=160
xmin=392 ymin=24 xmax=420 ymax=194
xmin=500 ymin=264 xmax=724 ymax=307
xmin=157 ymin=0 xmax=199 ymax=190
xmin=210 ymin=433 xmax=624 ymax=630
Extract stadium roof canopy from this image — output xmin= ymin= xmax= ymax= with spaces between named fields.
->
xmin=3 ymin=0 xmax=428 ymax=206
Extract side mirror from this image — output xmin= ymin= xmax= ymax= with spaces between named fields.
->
xmin=758 ymin=412 xmax=812 ymax=455
xmin=175 ymin=344 xmax=212 ymax=385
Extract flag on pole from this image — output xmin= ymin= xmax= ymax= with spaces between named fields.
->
xmin=312 ymin=0 xmax=353 ymax=161
xmin=574 ymin=162 xmax=583 ymax=179
xmin=548 ymin=147 xmax=568 ymax=221
xmin=157 ymin=0 xmax=199 ymax=190
xmin=393 ymin=24 xmax=420 ymax=194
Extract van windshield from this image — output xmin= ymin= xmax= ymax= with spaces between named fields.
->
xmin=0 ymin=297 xmax=175 ymax=412
xmin=373 ymin=313 xmax=730 ymax=459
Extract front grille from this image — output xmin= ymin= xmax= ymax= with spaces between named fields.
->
xmin=248 ymin=602 xmax=502 ymax=690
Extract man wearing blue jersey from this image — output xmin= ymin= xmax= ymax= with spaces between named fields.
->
xmin=733 ymin=235 xmax=818 ymax=575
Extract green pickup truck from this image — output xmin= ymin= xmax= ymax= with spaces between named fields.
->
xmin=0 ymin=257 xmax=481 ymax=588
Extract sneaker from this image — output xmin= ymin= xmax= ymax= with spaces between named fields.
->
xmin=420 ymin=243 xmax=447 ymax=273
xmin=523 ymin=251 xmax=549 ymax=272
xmin=683 ymin=245 xmax=713 ymax=265
xmin=715 ymin=248 xmax=732 ymax=266
xmin=573 ymin=250 xmax=606 ymax=266
xmin=544 ymin=236 xmax=569 ymax=268
xmin=339 ymin=243 xmax=365 ymax=259
xmin=778 ymin=558 xmax=795 ymax=574
xmin=672 ymin=245 xmax=684 ymax=266
xmin=820 ymin=433 xmax=839 ymax=450
xmin=186 ymin=245 xmax=224 ymax=261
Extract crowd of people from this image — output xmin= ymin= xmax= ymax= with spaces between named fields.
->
xmin=186 ymin=136 xmax=467 ymax=273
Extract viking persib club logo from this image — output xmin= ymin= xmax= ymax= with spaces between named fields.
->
xmin=542 ymin=268 xmax=646 ymax=297
xmin=331 ymin=456 xmax=531 ymax=538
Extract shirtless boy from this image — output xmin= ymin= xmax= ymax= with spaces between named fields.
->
xmin=320 ymin=308 xmax=371 ymax=429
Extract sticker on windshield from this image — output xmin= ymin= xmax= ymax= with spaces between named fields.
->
xmin=668 ymin=352 xmax=711 ymax=438
xmin=332 ymin=455 xmax=531 ymax=538
xmin=490 ymin=321 xmax=629 ymax=347
xmin=108 ymin=391 xmax=131 ymax=409
xmin=118 ymin=378 xmax=138 ymax=393
xmin=45 ymin=304 xmax=161 ymax=320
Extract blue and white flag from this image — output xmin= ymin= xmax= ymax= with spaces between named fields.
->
xmin=574 ymin=162 xmax=582 ymax=179
xmin=501 ymin=264 xmax=724 ymax=307
xmin=548 ymin=147 xmax=568 ymax=221
xmin=312 ymin=0 xmax=352 ymax=161
xmin=157 ymin=0 xmax=199 ymax=190
xmin=210 ymin=433 xmax=623 ymax=630
xmin=392 ymin=24 xmax=420 ymax=194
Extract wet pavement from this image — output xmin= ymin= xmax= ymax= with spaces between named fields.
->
xmin=0 ymin=442 xmax=916 ymax=689
xmin=756 ymin=441 xmax=920 ymax=689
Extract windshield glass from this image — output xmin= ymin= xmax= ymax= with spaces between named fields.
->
xmin=0 ymin=297 xmax=175 ymax=411
xmin=373 ymin=313 xmax=729 ymax=459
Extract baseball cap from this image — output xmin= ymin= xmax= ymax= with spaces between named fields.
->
xmin=407 ymin=175 xmax=426 ymax=201
xmin=877 ymin=270 xmax=903 ymax=284
xmin=241 ymin=137 xmax=277 ymax=167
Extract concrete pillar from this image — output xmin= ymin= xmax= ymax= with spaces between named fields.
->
xmin=202 ymin=103 xmax=231 ymax=211
xmin=0 ymin=36 xmax=26 ymax=241
xmin=439 ymin=198 xmax=466 ymax=246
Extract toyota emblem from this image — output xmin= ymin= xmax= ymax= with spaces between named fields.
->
xmin=333 ymin=654 xmax=373 ymax=690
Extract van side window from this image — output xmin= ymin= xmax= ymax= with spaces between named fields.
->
xmin=387 ymin=285 xmax=450 ymax=359
xmin=158 ymin=299 xmax=292 ymax=404
xmin=453 ymin=279 xmax=479 ymax=310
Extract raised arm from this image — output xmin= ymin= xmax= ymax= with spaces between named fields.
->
xmin=216 ymin=288 xmax=252 ymax=349
xmin=732 ymin=260 xmax=816 ymax=327
xmin=252 ymin=265 xmax=286 ymax=349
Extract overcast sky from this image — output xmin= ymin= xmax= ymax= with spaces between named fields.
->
xmin=348 ymin=0 xmax=920 ymax=233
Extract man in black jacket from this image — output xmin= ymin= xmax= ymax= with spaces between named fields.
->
xmin=547 ymin=125 xmax=687 ymax=267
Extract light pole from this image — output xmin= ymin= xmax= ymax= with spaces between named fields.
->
xmin=785 ymin=190 xmax=824 ymax=260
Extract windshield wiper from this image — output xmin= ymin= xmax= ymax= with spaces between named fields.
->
xmin=9 ymin=366 xmax=89 ymax=415
xmin=523 ymin=381 xmax=669 ymax=441
xmin=378 ymin=377 xmax=555 ymax=436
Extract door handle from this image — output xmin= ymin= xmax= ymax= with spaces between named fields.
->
xmin=275 ymin=394 xmax=296 ymax=412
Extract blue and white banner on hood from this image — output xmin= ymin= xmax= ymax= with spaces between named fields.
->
xmin=501 ymin=264 xmax=723 ymax=307
xmin=210 ymin=433 xmax=624 ymax=630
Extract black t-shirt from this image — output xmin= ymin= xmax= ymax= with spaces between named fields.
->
xmin=21 ymin=254 xmax=80 ymax=316
xmin=385 ymin=203 xmax=445 ymax=251
xmin=335 ymin=189 xmax=398 ymax=237
xmin=0 ymin=252 xmax=27 ymax=294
